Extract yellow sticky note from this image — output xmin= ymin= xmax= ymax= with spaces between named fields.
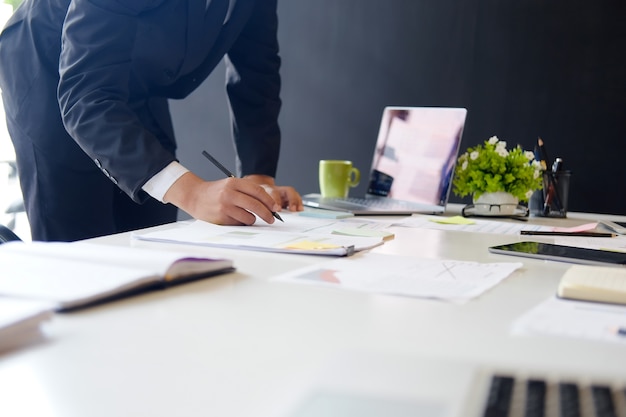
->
xmin=283 ymin=240 xmax=341 ymax=250
xmin=430 ymin=216 xmax=475 ymax=225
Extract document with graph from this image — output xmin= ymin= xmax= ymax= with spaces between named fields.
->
xmin=272 ymin=253 xmax=522 ymax=303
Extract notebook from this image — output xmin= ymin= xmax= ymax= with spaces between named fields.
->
xmin=303 ymin=106 xmax=468 ymax=215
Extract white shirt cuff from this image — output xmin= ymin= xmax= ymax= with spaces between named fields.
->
xmin=142 ymin=161 xmax=189 ymax=203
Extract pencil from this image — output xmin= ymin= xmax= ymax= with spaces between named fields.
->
xmin=520 ymin=231 xmax=616 ymax=237
xmin=201 ymin=150 xmax=284 ymax=222
xmin=201 ymin=150 xmax=235 ymax=179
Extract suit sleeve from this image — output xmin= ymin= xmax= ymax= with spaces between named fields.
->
xmin=225 ymin=0 xmax=282 ymax=178
xmin=57 ymin=0 xmax=174 ymax=203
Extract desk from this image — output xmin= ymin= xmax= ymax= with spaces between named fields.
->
xmin=1 ymin=207 xmax=625 ymax=416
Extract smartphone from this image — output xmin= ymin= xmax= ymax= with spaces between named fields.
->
xmin=488 ymin=241 xmax=626 ymax=266
xmin=597 ymin=220 xmax=626 ymax=235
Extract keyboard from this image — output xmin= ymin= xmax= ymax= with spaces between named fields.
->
xmin=302 ymin=193 xmax=444 ymax=214
xmin=340 ymin=196 xmax=431 ymax=210
xmin=483 ymin=374 xmax=626 ymax=417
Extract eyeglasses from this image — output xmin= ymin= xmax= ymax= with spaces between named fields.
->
xmin=461 ymin=203 xmax=529 ymax=218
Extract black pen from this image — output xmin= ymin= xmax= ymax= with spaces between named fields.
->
xmin=201 ymin=150 xmax=283 ymax=222
xmin=520 ymin=230 xmax=617 ymax=237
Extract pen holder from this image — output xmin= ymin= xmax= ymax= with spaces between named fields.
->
xmin=529 ymin=170 xmax=571 ymax=218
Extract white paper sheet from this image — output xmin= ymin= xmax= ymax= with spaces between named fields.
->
xmin=511 ymin=296 xmax=626 ymax=344
xmin=394 ymin=215 xmax=551 ymax=235
xmin=272 ymin=253 xmax=522 ymax=303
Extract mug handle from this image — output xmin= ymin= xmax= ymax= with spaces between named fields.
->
xmin=348 ymin=167 xmax=360 ymax=187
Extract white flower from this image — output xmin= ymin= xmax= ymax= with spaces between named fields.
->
xmin=495 ymin=141 xmax=508 ymax=157
xmin=524 ymin=151 xmax=535 ymax=161
xmin=533 ymin=169 xmax=540 ymax=179
xmin=525 ymin=190 xmax=534 ymax=199
xmin=461 ymin=160 xmax=468 ymax=170
xmin=470 ymin=151 xmax=479 ymax=160
xmin=496 ymin=147 xmax=509 ymax=157
xmin=532 ymin=160 xmax=542 ymax=169
xmin=488 ymin=136 xmax=499 ymax=145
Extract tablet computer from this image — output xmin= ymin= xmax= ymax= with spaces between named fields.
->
xmin=488 ymin=241 xmax=626 ymax=266
xmin=598 ymin=220 xmax=626 ymax=235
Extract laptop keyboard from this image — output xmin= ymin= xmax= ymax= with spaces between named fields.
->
xmin=338 ymin=196 xmax=430 ymax=210
xmin=483 ymin=375 xmax=626 ymax=417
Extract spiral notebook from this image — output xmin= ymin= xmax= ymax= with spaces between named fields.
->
xmin=303 ymin=106 xmax=467 ymax=215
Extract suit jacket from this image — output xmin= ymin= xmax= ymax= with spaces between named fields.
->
xmin=0 ymin=0 xmax=281 ymax=203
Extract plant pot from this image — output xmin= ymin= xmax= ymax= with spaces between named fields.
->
xmin=472 ymin=192 xmax=519 ymax=215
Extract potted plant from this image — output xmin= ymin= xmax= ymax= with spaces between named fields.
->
xmin=453 ymin=136 xmax=543 ymax=214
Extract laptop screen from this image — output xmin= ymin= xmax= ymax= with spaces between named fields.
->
xmin=366 ymin=107 xmax=467 ymax=207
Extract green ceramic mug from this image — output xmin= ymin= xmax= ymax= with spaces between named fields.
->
xmin=319 ymin=160 xmax=361 ymax=198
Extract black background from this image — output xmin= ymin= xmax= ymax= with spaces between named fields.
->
xmin=172 ymin=0 xmax=626 ymax=216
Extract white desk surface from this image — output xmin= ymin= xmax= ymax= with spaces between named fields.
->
xmin=1 ymin=205 xmax=626 ymax=417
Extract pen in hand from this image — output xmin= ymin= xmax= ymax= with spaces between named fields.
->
xmin=201 ymin=150 xmax=284 ymax=222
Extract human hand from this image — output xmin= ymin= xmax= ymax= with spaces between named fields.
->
xmin=163 ymin=172 xmax=281 ymax=225
xmin=244 ymin=175 xmax=304 ymax=212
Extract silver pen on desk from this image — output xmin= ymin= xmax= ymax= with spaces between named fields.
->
xmin=201 ymin=150 xmax=284 ymax=222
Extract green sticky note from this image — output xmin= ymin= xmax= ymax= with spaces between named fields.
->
xmin=430 ymin=216 xmax=475 ymax=225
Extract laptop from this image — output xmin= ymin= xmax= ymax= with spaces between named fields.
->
xmin=302 ymin=106 xmax=468 ymax=215
xmin=281 ymin=350 xmax=626 ymax=417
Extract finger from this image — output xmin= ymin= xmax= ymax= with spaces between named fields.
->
xmin=215 ymin=205 xmax=259 ymax=226
xmin=278 ymin=186 xmax=304 ymax=211
xmin=224 ymin=181 xmax=276 ymax=224
xmin=261 ymin=184 xmax=283 ymax=207
xmin=205 ymin=194 xmax=256 ymax=226
xmin=236 ymin=180 xmax=280 ymax=212
xmin=204 ymin=179 xmax=271 ymax=225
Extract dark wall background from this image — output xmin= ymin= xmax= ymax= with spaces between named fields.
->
xmin=171 ymin=0 xmax=626 ymax=216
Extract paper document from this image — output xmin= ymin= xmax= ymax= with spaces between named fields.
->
xmin=511 ymin=296 xmax=626 ymax=345
xmin=271 ymin=213 xmax=396 ymax=239
xmin=394 ymin=215 xmax=551 ymax=235
xmin=133 ymin=216 xmax=388 ymax=256
xmin=272 ymin=253 xmax=522 ymax=303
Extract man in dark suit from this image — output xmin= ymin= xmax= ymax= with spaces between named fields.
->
xmin=0 ymin=0 xmax=302 ymax=241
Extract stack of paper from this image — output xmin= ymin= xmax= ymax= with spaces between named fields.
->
xmin=133 ymin=216 xmax=391 ymax=256
xmin=557 ymin=265 xmax=626 ymax=305
xmin=512 ymin=296 xmax=626 ymax=345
